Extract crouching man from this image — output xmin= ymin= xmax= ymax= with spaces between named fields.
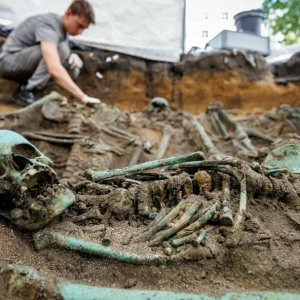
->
xmin=0 ymin=0 xmax=100 ymax=106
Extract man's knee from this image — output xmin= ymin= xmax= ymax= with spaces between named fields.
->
xmin=57 ymin=41 xmax=70 ymax=62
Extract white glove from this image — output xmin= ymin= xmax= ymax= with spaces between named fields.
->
xmin=81 ymin=94 xmax=101 ymax=104
xmin=68 ymin=53 xmax=83 ymax=70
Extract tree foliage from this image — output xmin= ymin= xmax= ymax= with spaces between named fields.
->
xmin=263 ymin=0 xmax=300 ymax=45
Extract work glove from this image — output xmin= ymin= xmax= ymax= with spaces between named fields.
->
xmin=81 ymin=94 xmax=101 ymax=104
xmin=68 ymin=53 xmax=83 ymax=70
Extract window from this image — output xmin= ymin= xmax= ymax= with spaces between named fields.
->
xmin=202 ymin=12 xmax=208 ymax=19
xmin=222 ymin=12 xmax=228 ymax=19
xmin=202 ymin=31 xmax=208 ymax=37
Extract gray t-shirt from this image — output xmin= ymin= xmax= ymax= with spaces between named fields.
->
xmin=0 ymin=13 xmax=67 ymax=59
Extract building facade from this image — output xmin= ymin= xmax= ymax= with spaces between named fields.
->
xmin=185 ymin=0 xmax=264 ymax=51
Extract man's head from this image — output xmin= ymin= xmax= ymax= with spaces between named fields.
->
xmin=63 ymin=0 xmax=95 ymax=36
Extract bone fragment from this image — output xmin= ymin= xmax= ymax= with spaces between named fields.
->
xmin=171 ymin=232 xmax=198 ymax=247
xmin=84 ymin=224 xmax=106 ymax=234
xmin=102 ymin=229 xmax=112 ymax=246
xmin=142 ymin=200 xmax=186 ymax=241
xmin=122 ymin=233 xmax=133 ymax=245
xmin=68 ymin=114 xmax=83 ymax=134
xmin=219 ymin=174 xmax=234 ymax=226
xmin=73 ymin=208 xmax=102 ymax=223
xmin=176 ymin=201 xmax=220 ymax=238
xmin=149 ymin=196 xmax=203 ymax=246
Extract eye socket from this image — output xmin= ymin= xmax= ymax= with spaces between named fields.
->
xmin=12 ymin=155 xmax=31 ymax=171
xmin=12 ymin=144 xmax=40 ymax=160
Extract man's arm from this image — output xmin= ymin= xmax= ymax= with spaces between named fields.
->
xmin=41 ymin=41 xmax=99 ymax=104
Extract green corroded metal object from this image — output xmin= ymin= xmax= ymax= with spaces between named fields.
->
xmin=1 ymin=264 xmax=299 ymax=300
xmin=34 ymin=232 xmax=169 ymax=265
xmin=85 ymin=151 xmax=204 ymax=182
xmin=262 ymin=144 xmax=300 ymax=174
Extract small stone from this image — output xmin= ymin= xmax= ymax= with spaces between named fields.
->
xmin=22 ymin=210 xmax=31 ymax=220
xmin=162 ymin=241 xmax=171 ymax=248
xmin=123 ymin=278 xmax=137 ymax=289
xmin=45 ymin=187 xmax=54 ymax=195
xmin=20 ymin=186 xmax=27 ymax=193
xmin=217 ymin=235 xmax=225 ymax=244
xmin=78 ymin=202 xmax=87 ymax=211
xmin=163 ymin=247 xmax=173 ymax=256
xmin=200 ymin=271 xmax=207 ymax=278
xmin=148 ymin=212 xmax=158 ymax=220
xmin=37 ymin=195 xmax=46 ymax=202
xmin=10 ymin=208 xmax=23 ymax=220
xmin=29 ymin=203 xmax=42 ymax=215
xmin=206 ymin=251 xmax=214 ymax=259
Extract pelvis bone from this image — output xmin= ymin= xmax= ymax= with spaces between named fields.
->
xmin=0 ymin=130 xmax=75 ymax=230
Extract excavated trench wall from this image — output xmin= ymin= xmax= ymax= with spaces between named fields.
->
xmin=56 ymin=49 xmax=300 ymax=113
xmin=0 ymin=36 xmax=299 ymax=113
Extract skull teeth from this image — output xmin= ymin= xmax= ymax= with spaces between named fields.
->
xmin=28 ymin=168 xmax=38 ymax=176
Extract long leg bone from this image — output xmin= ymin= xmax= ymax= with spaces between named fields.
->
xmin=107 ymin=125 xmax=140 ymax=142
xmin=155 ymin=125 xmax=173 ymax=160
xmin=90 ymin=120 xmax=135 ymax=142
xmin=128 ymin=140 xmax=143 ymax=166
xmin=85 ymin=151 xmax=204 ymax=182
xmin=208 ymin=110 xmax=230 ymax=140
xmin=21 ymin=132 xmax=78 ymax=144
xmin=34 ymin=232 xmax=169 ymax=265
xmin=217 ymin=105 xmax=257 ymax=156
xmin=189 ymin=117 xmax=223 ymax=160
xmin=245 ymin=129 xmax=275 ymax=143
xmin=2 ymin=264 xmax=298 ymax=299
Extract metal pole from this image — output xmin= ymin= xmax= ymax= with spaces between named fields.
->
xmin=182 ymin=0 xmax=187 ymax=55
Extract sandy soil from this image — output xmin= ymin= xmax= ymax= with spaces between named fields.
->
xmin=0 ymin=93 xmax=299 ymax=299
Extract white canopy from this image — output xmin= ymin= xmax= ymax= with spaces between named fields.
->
xmin=0 ymin=0 xmax=185 ymax=62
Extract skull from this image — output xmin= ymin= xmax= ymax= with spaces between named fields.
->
xmin=0 ymin=130 xmax=75 ymax=230
xmin=145 ymin=97 xmax=170 ymax=120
